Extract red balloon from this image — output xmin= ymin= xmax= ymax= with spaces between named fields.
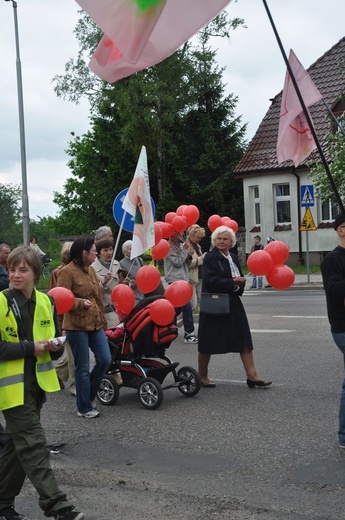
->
xmin=48 ymin=287 xmax=75 ymax=314
xmin=226 ymin=219 xmax=239 ymax=233
xmin=111 ymin=284 xmax=135 ymax=314
xmin=136 ymin=265 xmax=161 ymax=294
xmin=160 ymin=221 xmax=174 ymax=239
xmin=208 ymin=214 xmax=223 ymax=232
xmin=176 ymin=205 xmax=188 ymax=216
xmin=171 ymin=215 xmax=187 ymax=233
xmin=164 ymin=280 xmax=193 ymax=308
xmin=154 ymin=222 xmax=163 ymax=245
xmin=266 ymin=264 xmax=295 ymax=290
xmin=165 ymin=211 xmax=177 ymax=224
xmin=151 ymin=239 xmax=170 ymax=260
xmin=220 ymin=216 xmax=231 ymax=224
xmin=265 ymin=241 xmax=289 ymax=265
xmin=183 ymin=205 xmax=200 ymax=227
xmin=149 ymin=298 xmax=176 ymax=326
xmin=247 ymin=250 xmax=273 ymax=275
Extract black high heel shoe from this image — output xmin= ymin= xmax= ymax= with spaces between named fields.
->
xmin=246 ymin=379 xmax=272 ymax=388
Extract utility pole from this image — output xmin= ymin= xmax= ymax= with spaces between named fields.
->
xmin=5 ymin=0 xmax=30 ymax=244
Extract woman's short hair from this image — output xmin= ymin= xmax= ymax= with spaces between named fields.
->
xmin=70 ymin=237 xmax=95 ymax=265
xmin=96 ymin=238 xmax=113 ymax=255
xmin=7 ymin=245 xmax=42 ymax=284
xmin=60 ymin=241 xmax=73 ymax=264
xmin=188 ymin=224 xmax=205 ymax=238
xmin=122 ymin=240 xmax=132 ymax=254
xmin=211 ymin=226 xmax=237 ymax=248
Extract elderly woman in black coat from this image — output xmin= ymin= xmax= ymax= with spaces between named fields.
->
xmin=198 ymin=225 xmax=272 ymax=389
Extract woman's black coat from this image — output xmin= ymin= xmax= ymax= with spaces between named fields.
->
xmin=198 ymin=247 xmax=253 ymax=354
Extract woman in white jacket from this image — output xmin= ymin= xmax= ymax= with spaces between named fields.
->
xmin=92 ymin=238 xmax=126 ymax=329
xmin=186 ymin=225 xmax=206 ymax=312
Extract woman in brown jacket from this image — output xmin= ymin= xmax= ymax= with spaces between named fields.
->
xmin=57 ymin=237 xmax=111 ymax=418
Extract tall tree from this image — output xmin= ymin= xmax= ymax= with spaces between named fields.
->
xmin=0 ymin=183 xmax=22 ymax=247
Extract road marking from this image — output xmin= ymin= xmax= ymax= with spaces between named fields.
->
xmin=272 ymin=316 xmax=328 ymax=319
xmin=251 ymin=329 xmax=293 ymax=333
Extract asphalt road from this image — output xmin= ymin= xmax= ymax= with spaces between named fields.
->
xmin=14 ymin=287 xmax=345 ymax=520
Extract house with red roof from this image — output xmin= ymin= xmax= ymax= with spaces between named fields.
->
xmin=234 ymin=37 xmax=345 ymax=265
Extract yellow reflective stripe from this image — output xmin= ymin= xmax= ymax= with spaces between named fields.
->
xmin=0 ymin=374 xmax=25 ymax=387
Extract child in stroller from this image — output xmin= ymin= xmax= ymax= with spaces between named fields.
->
xmin=98 ymin=295 xmax=201 ymax=409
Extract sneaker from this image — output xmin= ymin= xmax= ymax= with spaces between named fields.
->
xmin=53 ymin=508 xmax=85 ymax=520
xmin=0 ymin=507 xmax=27 ymax=520
xmin=184 ymin=335 xmax=198 ymax=344
xmin=77 ymin=409 xmax=99 ymax=418
xmin=90 ymin=399 xmax=97 ymax=409
xmin=339 ymin=441 xmax=345 ymax=449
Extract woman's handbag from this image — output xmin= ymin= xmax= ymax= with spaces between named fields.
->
xmin=200 ymin=293 xmax=230 ymax=315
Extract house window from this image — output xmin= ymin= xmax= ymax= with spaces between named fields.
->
xmin=253 ymin=186 xmax=260 ymax=225
xmin=274 ymin=184 xmax=291 ymax=223
xmin=321 ymin=198 xmax=338 ymax=221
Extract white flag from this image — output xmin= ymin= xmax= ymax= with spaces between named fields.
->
xmin=122 ymin=146 xmax=155 ymax=259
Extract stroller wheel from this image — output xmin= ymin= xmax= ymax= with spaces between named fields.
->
xmin=137 ymin=377 xmax=164 ymax=410
xmin=177 ymin=366 xmax=201 ymax=397
xmin=97 ymin=375 xmax=120 ymax=406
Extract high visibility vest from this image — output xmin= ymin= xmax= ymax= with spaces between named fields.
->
xmin=0 ymin=290 xmax=60 ymax=411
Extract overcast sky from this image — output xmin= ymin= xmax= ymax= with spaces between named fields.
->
xmin=0 ymin=0 xmax=344 ymax=220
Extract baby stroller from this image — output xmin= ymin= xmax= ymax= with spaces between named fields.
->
xmin=97 ymin=295 xmax=201 ymax=410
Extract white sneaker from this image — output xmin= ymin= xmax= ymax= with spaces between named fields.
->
xmin=77 ymin=409 xmax=99 ymax=418
xmin=184 ymin=335 xmax=198 ymax=344
xmin=90 ymin=399 xmax=97 ymax=409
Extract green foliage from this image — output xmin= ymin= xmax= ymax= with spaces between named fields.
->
xmin=0 ymin=184 xmax=22 ymax=247
xmin=310 ymin=114 xmax=345 ymax=207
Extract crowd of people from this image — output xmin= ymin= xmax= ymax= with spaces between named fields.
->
xmin=1 ymin=212 xmax=345 ymax=519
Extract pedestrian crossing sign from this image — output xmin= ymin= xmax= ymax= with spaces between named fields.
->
xmin=301 ymin=185 xmax=314 ymax=207
xmin=300 ymin=207 xmax=317 ymax=231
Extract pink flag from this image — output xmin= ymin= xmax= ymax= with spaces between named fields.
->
xmin=121 ymin=146 xmax=155 ymax=259
xmin=76 ymin=0 xmax=231 ymax=83
xmin=277 ymin=49 xmax=322 ymax=167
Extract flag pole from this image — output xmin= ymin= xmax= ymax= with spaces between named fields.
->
xmin=110 ymin=210 xmax=126 ymax=268
xmin=261 ymin=0 xmax=345 ymax=214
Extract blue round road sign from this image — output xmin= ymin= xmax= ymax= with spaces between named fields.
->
xmin=113 ymin=188 xmax=156 ymax=233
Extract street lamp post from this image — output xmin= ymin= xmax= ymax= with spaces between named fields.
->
xmin=5 ymin=0 xmax=30 ymax=245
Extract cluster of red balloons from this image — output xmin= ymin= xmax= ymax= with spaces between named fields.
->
xmin=247 ymin=240 xmax=295 ymax=290
xmin=110 ymin=268 xmax=194 ymax=326
xmin=152 ymin=204 xmax=200 ymax=261
xmin=207 ymin=214 xmax=239 ymax=234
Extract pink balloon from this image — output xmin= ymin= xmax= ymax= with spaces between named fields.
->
xmin=154 ymin=222 xmax=163 ymax=245
xmin=208 ymin=214 xmax=223 ymax=232
xmin=266 ymin=264 xmax=295 ymax=290
xmin=176 ymin=205 xmax=188 ymax=216
xmin=265 ymin=241 xmax=289 ymax=265
xmin=165 ymin=281 xmax=193 ymax=308
xmin=136 ymin=265 xmax=161 ymax=294
xmin=183 ymin=205 xmax=200 ymax=227
xmin=247 ymin=250 xmax=273 ymax=275
xmin=149 ymin=299 xmax=176 ymax=326
xmin=151 ymin=239 xmax=170 ymax=260
xmin=48 ymin=287 xmax=75 ymax=314
xmin=171 ymin=215 xmax=187 ymax=233
xmin=111 ymin=285 xmax=135 ymax=314
xmin=165 ymin=211 xmax=177 ymax=224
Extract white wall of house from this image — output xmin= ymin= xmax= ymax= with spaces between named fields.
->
xmin=243 ymin=171 xmax=339 ymax=265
